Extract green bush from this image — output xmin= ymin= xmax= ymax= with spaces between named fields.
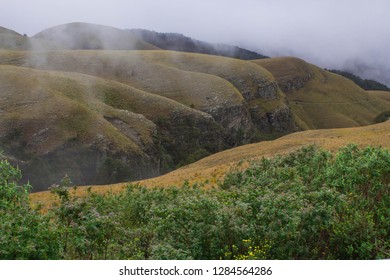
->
xmin=1 ymin=145 xmax=389 ymax=259
xmin=219 ymin=144 xmax=389 ymax=259
xmin=0 ymin=160 xmax=61 ymax=259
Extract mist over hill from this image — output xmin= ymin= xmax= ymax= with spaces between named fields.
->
xmin=341 ymin=59 xmax=390 ymax=89
xmin=127 ymin=29 xmax=268 ymax=60
xmin=1 ymin=22 xmax=389 ymax=191
xmin=33 ymin=22 xmax=158 ymax=50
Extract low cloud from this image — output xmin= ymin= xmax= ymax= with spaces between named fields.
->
xmin=1 ymin=0 xmax=390 ymax=84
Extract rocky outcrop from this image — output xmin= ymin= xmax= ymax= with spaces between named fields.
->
xmin=278 ymin=74 xmax=313 ymax=93
xmin=249 ymin=104 xmax=296 ymax=133
xmin=241 ymin=80 xmax=279 ymax=101
xmin=205 ymin=104 xmax=253 ymax=132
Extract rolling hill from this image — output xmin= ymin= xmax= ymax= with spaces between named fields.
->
xmin=1 ymin=23 xmax=390 ymax=192
xmin=253 ymin=57 xmax=390 ymax=129
xmin=0 ymin=49 xmax=295 ymax=191
xmin=33 ymin=22 xmax=158 ymax=50
xmin=368 ymin=90 xmax=390 ymax=102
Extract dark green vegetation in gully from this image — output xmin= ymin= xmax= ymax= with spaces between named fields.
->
xmin=1 ymin=145 xmax=389 ymax=260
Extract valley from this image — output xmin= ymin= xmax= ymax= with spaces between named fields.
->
xmin=1 ymin=22 xmax=389 ymax=261
xmin=1 ymin=22 xmax=389 ymax=192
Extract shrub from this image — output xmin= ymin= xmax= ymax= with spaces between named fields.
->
xmin=2 ymin=145 xmax=389 ymax=259
xmin=0 ymin=160 xmax=60 ymax=259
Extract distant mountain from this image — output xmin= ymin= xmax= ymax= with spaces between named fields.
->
xmin=327 ymin=69 xmax=390 ymax=91
xmin=128 ymin=29 xmax=268 ymax=60
xmin=0 ymin=26 xmax=67 ymax=50
xmin=0 ymin=26 xmax=23 ymax=36
xmin=342 ymin=59 xmax=390 ymax=88
xmin=30 ymin=23 xmax=268 ymax=60
xmin=33 ymin=22 xmax=158 ymax=50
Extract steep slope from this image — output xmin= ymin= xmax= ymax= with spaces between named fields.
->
xmin=253 ymin=57 xmax=390 ymax=129
xmin=0 ymin=49 xmax=296 ymax=137
xmin=30 ymin=120 xmax=390 ymax=205
xmin=135 ymin=120 xmax=390 ymax=188
xmin=33 ymin=22 xmax=158 ymax=50
xmin=2 ymin=50 xmax=390 ymax=191
xmin=0 ymin=64 xmax=226 ymax=191
xmin=0 ymin=49 xmax=298 ymax=191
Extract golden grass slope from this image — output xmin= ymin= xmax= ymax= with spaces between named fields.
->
xmin=368 ymin=90 xmax=390 ymax=102
xmin=0 ymin=62 xmax=221 ymax=154
xmin=127 ymin=120 xmax=390 ymax=188
xmin=1 ymin=63 xmax=228 ymax=190
xmin=0 ymin=49 xmax=287 ymax=133
xmin=30 ymin=120 xmax=390 ymax=206
xmin=253 ymin=57 xmax=390 ymax=129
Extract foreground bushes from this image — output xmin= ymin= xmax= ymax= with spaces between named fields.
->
xmin=0 ymin=144 xmax=389 ymax=259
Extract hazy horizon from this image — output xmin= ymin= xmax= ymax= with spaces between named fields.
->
xmin=1 ymin=0 xmax=390 ymax=85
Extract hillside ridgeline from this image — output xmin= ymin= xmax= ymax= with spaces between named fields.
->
xmin=1 ymin=23 xmax=389 ymax=191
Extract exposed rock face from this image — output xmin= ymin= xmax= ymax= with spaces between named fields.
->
xmin=254 ymin=57 xmax=314 ymax=94
xmin=249 ymin=104 xmax=296 ymax=133
xmin=278 ymin=74 xmax=313 ymax=93
xmin=205 ymin=104 xmax=253 ymax=132
xmin=241 ymin=80 xmax=279 ymax=101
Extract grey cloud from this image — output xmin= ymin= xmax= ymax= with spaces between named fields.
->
xmin=1 ymin=0 xmax=389 ymax=84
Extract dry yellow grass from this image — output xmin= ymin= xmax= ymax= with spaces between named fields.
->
xmin=368 ymin=90 xmax=390 ymax=102
xmin=30 ymin=120 xmax=390 ymax=207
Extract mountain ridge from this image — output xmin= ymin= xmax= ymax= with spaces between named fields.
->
xmin=0 ymin=22 xmax=389 ymax=191
xmin=127 ymin=28 xmax=268 ymax=60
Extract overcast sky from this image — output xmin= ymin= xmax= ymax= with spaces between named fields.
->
xmin=1 ymin=0 xmax=390 ymax=80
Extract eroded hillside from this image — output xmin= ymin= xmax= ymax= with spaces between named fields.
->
xmin=30 ymin=120 xmax=390 ymax=206
xmin=253 ymin=57 xmax=390 ymax=129
xmin=0 ymin=49 xmax=295 ymax=191
xmin=1 ymin=23 xmax=389 ymax=192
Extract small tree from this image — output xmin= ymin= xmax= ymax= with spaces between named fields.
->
xmin=0 ymin=159 xmax=60 ymax=259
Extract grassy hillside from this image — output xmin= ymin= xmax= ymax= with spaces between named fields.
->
xmin=0 ymin=26 xmax=67 ymax=51
xmin=2 ymin=50 xmax=390 ymax=191
xmin=0 ymin=27 xmax=28 ymax=50
xmin=1 ymin=49 xmax=290 ymax=191
xmin=127 ymin=120 xmax=390 ymax=188
xmin=368 ymin=90 xmax=390 ymax=102
xmin=253 ymin=57 xmax=390 ymax=129
xmin=1 ymin=27 xmax=390 ymax=192
xmin=327 ymin=69 xmax=390 ymax=91
xmin=0 ymin=65 xmax=163 ymax=190
xmin=30 ymin=120 xmax=390 ymax=205
xmin=0 ymin=49 xmax=295 ymax=136
xmin=1 ymin=63 xmax=237 ymax=190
